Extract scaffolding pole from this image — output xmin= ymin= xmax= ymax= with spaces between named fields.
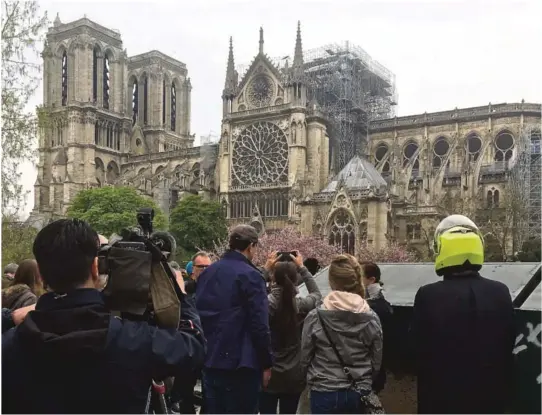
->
xmin=236 ymin=41 xmax=397 ymax=172
xmin=509 ymin=124 xmax=541 ymax=250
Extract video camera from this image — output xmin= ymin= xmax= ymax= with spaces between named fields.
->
xmin=98 ymin=208 xmax=182 ymax=328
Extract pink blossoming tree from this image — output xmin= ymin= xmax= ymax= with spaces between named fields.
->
xmin=206 ymin=226 xmax=418 ymax=267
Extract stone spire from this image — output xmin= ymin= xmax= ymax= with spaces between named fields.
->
xmin=259 ymin=26 xmax=264 ymax=54
xmin=223 ymin=37 xmax=237 ymax=97
xmin=54 ymin=13 xmax=62 ymax=27
xmin=291 ymin=21 xmax=304 ymax=83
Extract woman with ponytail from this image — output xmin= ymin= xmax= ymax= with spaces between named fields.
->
xmin=259 ymin=251 xmax=322 ymax=414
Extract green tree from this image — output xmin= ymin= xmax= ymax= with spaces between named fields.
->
xmin=66 ymin=186 xmax=167 ymax=237
xmin=1 ymin=1 xmax=48 ymax=213
xmin=1 ymin=215 xmax=38 ymax=267
xmin=170 ymin=195 xmax=227 ymax=255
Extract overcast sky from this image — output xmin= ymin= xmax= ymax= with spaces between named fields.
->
xmin=19 ymin=0 xmax=541 ymax=217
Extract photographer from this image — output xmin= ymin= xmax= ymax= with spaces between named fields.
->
xmin=259 ymin=251 xmax=321 ymax=414
xmin=2 ymin=219 xmax=205 ymax=414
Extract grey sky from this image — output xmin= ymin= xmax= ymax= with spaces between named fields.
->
xmin=19 ymin=0 xmax=541 ymax=217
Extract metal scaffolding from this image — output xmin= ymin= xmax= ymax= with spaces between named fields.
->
xmin=303 ymin=42 xmax=396 ymax=170
xmin=509 ymin=124 xmax=541 ymax=248
xmin=236 ymin=41 xmax=397 ymax=172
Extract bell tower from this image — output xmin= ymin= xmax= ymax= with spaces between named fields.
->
xmin=31 ymin=14 xmax=127 ymax=223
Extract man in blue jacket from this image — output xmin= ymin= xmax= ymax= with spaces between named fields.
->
xmin=196 ymin=225 xmax=273 ymax=414
xmin=2 ymin=219 xmax=205 ymax=414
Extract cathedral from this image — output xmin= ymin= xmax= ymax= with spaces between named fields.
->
xmin=31 ymin=15 xmax=542 ymax=257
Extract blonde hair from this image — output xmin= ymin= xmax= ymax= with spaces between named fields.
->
xmin=328 ymin=254 xmax=365 ymax=298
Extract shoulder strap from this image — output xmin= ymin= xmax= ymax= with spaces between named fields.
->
xmin=316 ymin=309 xmax=356 ymax=385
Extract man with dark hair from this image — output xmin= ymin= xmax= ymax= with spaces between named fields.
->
xmin=303 ymin=257 xmax=321 ymax=276
xmin=360 ymin=261 xmax=393 ymax=394
xmin=2 ymin=219 xmax=205 ymax=414
xmin=196 ymin=225 xmax=273 ymax=414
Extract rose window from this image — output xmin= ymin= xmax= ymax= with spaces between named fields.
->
xmin=231 ymin=121 xmax=288 ymax=187
xmin=247 ymin=75 xmax=274 ymax=108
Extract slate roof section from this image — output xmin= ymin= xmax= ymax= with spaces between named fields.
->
xmin=321 ymin=155 xmax=387 ymax=193
xmin=299 ymin=262 xmax=541 ymax=309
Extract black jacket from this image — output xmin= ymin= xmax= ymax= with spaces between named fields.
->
xmin=411 ymin=271 xmax=515 ymax=414
xmin=2 ymin=288 xmax=205 ymax=414
xmin=366 ymin=287 xmax=393 ymax=393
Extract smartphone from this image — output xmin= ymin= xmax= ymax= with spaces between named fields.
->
xmin=277 ymin=251 xmax=297 ymax=262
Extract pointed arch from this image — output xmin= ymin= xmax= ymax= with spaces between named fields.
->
xmin=92 ymin=45 xmax=102 ymax=103
xmin=140 ymin=72 xmax=149 ymax=125
xmin=402 ymin=140 xmax=419 ymax=170
xmin=103 ymin=49 xmax=114 ymax=110
xmin=106 ymin=161 xmax=120 ymax=183
xmin=162 ymin=73 xmax=171 ymax=126
xmin=128 ymin=75 xmax=138 ymax=126
xmin=171 ymin=78 xmax=182 ymax=132
xmin=95 ymin=158 xmax=105 ymax=186
xmin=61 ymin=50 xmax=68 ymax=106
xmin=327 ymin=208 xmax=356 ymax=254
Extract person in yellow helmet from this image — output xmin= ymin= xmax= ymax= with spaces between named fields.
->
xmin=411 ymin=214 xmax=515 ymax=414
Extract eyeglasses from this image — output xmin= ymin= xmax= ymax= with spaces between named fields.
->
xmin=194 ymin=264 xmax=209 ymax=269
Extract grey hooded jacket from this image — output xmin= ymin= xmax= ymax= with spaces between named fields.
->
xmin=265 ymin=266 xmax=322 ymax=394
xmin=300 ymin=303 xmax=383 ymax=392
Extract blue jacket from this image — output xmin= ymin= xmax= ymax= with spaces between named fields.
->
xmin=196 ymin=250 xmax=273 ymax=371
xmin=2 ymin=289 xmax=205 ymax=414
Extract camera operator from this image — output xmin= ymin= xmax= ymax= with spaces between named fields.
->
xmin=2 ymin=219 xmax=205 ymax=414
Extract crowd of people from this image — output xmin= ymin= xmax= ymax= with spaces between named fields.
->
xmin=1 ymin=214 xmax=516 ymax=414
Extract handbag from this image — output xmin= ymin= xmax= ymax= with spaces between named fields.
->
xmin=316 ymin=309 xmax=385 ymax=414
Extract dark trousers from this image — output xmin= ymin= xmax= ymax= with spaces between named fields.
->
xmin=310 ymin=389 xmax=365 ymax=414
xmin=259 ymin=391 xmax=301 ymax=414
xmin=202 ymin=368 xmax=261 ymax=414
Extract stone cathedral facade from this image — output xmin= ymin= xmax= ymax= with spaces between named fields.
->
xmin=31 ymin=15 xmax=541 ymax=257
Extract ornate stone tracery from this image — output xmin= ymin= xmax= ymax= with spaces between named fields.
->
xmin=328 ymin=209 xmax=356 ymax=254
xmin=247 ymin=74 xmax=274 ymax=108
xmin=231 ymin=121 xmax=288 ymax=187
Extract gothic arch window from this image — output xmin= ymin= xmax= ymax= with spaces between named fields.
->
xmin=162 ymin=79 xmax=167 ymax=125
xmin=374 ymin=143 xmax=389 ymax=173
xmin=433 ymin=137 xmax=450 ymax=168
xmin=143 ymin=75 xmax=148 ymax=125
xmin=106 ymin=161 xmax=120 ymax=183
xmin=131 ymin=78 xmax=138 ymax=126
xmin=95 ymin=158 xmax=105 ymax=185
xmin=328 ymin=209 xmax=356 ymax=254
xmin=403 ymin=141 xmax=419 ymax=170
xmin=360 ymin=222 xmax=368 ymax=243
xmin=494 ymin=131 xmax=514 ymax=162
xmin=486 ymin=187 xmax=500 ymax=208
xmin=103 ymin=52 xmax=111 ymax=110
xmin=171 ymin=83 xmax=177 ymax=131
xmin=94 ymin=122 xmax=99 ymax=145
xmin=117 ymin=129 xmax=121 ymax=151
xmin=466 ymin=133 xmax=482 ymax=162
xmin=106 ymin=125 xmax=112 ymax=148
xmin=92 ymin=46 xmax=99 ymax=102
xmin=57 ymin=125 xmax=63 ymax=146
xmin=61 ymin=51 xmax=68 ymax=106
xmin=407 ymin=222 xmax=421 ymax=240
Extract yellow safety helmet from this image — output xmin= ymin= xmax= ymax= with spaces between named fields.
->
xmin=433 ymin=214 xmax=484 ymax=276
